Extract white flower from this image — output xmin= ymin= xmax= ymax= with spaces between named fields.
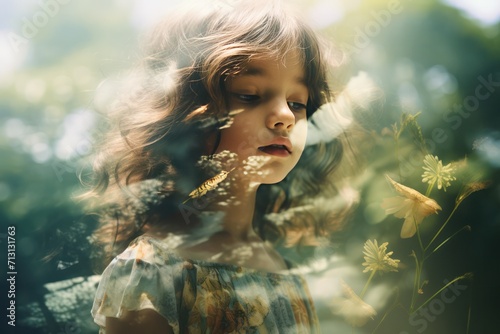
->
xmin=382 ymin=175 xmax=442 ymax=238
xmin=422 ymin=155 xmax=456 ymax=191
xmin=362 ymin=240 xmax=400 ymax=273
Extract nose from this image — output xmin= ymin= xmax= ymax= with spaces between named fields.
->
xmin=266 ymin=100 xmax=295 ymax=131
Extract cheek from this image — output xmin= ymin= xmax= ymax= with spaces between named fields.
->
xmin=294 ymin=120 xmax=308 ymax=151
xmin=217 ymin=117 xmax=254 ymax=152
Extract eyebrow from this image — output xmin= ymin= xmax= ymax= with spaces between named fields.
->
xmin=241 ymin=66 xmax=308 ymax=87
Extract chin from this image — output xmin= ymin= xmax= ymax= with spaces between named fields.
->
xmin=260 ymin=175 xmax=287 ymax=185
xmin=256 ymin=165 xmax=293 ymax=184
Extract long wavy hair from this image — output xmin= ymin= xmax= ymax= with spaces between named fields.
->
xmin=83 ymin=0 xmax=362 ymax=270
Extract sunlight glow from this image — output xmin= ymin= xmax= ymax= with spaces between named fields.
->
xmin=443 ymin=0 xmax=500 ymax=24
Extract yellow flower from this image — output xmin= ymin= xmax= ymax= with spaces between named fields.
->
xmin=362 ymin=239 xmax=400 ymax=273
xmin=381 ymin=175 xmax=442 ymax=238
xmin=330 ymin=279 xmax=377 ymax=327
xmin=422 ymin=155 xmax=456 ymax=191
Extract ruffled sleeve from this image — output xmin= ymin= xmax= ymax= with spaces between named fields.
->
xmin=91 ymin=236 xmax=185 ymax=334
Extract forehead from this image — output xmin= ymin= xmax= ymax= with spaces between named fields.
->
xmin=236 ymin=51 xmax=307 ymax=87
xmin=248 ymin=49 xmax=304 ymax=67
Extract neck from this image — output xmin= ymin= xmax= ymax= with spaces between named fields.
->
xmin=210 ymin=180 xmax=261 ymax=242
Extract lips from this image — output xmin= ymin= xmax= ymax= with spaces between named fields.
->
xmin=258 ymin=138 xmax=292 ymax=157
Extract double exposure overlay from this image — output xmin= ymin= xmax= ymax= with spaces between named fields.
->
xmin=1 ymin=1 xmax=499 ymax=333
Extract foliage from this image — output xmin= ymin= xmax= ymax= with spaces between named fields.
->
xmin=1 ymin=1 xmax=499 ymax=333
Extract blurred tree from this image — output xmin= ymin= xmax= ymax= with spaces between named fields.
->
xmin=1 ymin=0 xmax=498 ymax=333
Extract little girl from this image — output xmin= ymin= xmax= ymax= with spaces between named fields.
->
xmin=88 ymin=0 xmax=357 ymax=333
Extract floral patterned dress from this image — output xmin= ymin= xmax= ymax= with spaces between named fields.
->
xmin=91 ymin=235 xmax=320 ymax=333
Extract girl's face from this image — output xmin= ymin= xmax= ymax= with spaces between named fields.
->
xmin=215 ymin=52 xmax=309 ymax=184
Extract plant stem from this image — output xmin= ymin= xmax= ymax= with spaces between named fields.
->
xmin=425 ymin=204 xmax=460 ymax=252
xmin=415 ymin=216 xmax=425 ymax=252
xmin=371 ymin=305 xmax=394 ymax=334
xmin=412 ymin=274 xmax=471 ymax=314
xmin=360 ymin=270 xmax=377 ymax=299
xmin=410 ymin=252 xmax=421 ymax=313
xmin=425 ymin=180 xmax=435 ymax=197
xmin=371 ymin=290 xmax=400 ymax=334
xmin=395 ymin=135 xmax=402 ymax=180
xmin=426 ymin=225 xmax=471 ymax=259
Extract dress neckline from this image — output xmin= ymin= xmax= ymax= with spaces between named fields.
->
xmin=138 ymin=234 xmax=297 ymax=278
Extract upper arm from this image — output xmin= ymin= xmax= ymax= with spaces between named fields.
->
xmin=105 ymin=309 xmax=174 ymax=334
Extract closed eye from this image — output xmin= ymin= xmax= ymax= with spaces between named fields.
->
xmin=233 ymin=94 xmax=259 ymax=103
